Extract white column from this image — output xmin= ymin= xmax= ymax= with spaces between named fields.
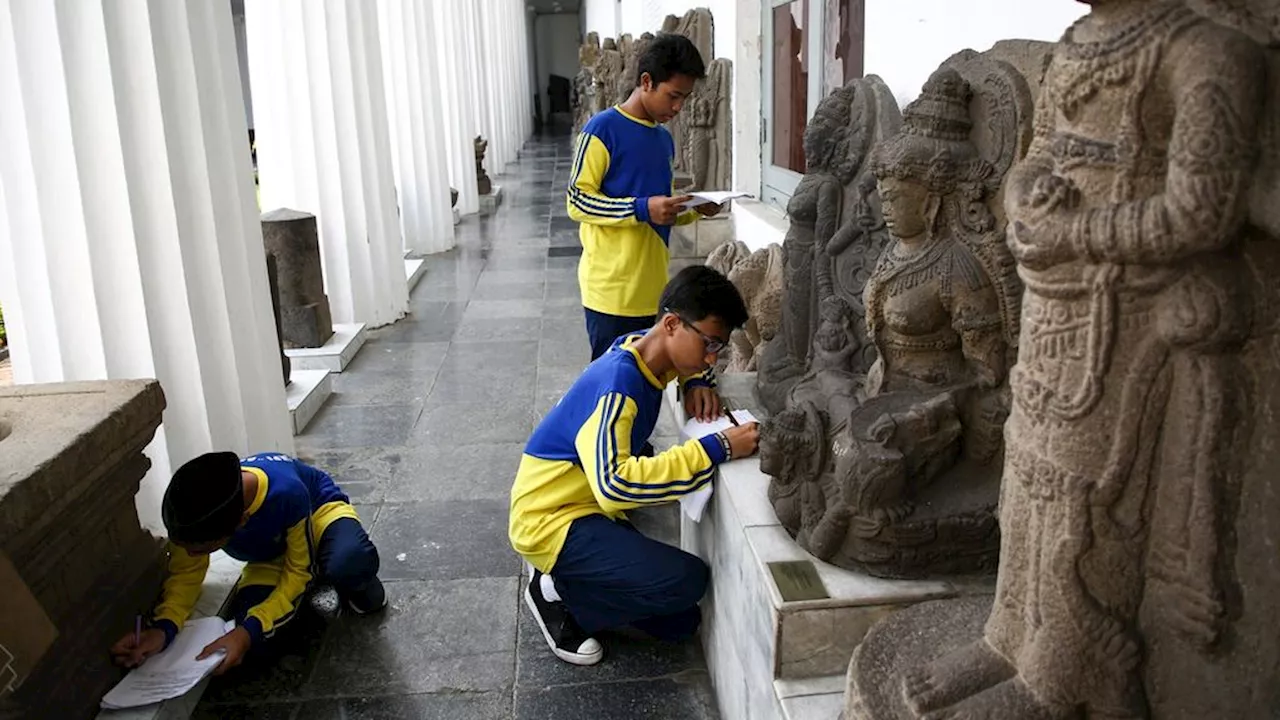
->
xmin=0 ymin=0 xmax=293 ymax=530
xmin=435 ymin=1 xmax=480 ymax=214
xmin=377 ymin=0 xmax=454 ymax=255
xmin=246 ymin=0 xmax=408 ymax=328
xmin=471 ymin=0 xmax=502 ymax=178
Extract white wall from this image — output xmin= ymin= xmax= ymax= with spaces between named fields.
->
xmin=536 ymin=14 xmax=582 ymax=120
xmin=865 ymin=0 xmax=1086 ymax=105
xmin=582 ymin=0 xmax=735 ymax=64
xmin=583 ymin=0 xmax=619 ymax=40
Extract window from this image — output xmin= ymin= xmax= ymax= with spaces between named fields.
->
xmin=761 ymin=0 xmax=865 ymax=209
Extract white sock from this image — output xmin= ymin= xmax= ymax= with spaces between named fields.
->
xmin=540 ymin=572 xmax=562 ymax=603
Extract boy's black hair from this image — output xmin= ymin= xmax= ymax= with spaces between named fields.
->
xmin=162 ymin=451 xmax=244 ymax=544
xmin=636 ymin=33 xmax=707 ymax=87
xmin=659 ymin=265 xmax=749 ymax=331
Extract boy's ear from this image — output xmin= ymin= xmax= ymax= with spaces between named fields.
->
xmin=639 ymin=72 xmax=652 ymax=92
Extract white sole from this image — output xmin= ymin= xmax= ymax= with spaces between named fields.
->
xmin=523 ymin=584 xmax=603 ymax=666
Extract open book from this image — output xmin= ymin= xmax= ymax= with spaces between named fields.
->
xmin=678 ymin=191 xmax=752 ymax=209
xmin=678 ymin=409 xmax=759 ymax=522
xmin=100 ymin=617 xmax=234 ymax=710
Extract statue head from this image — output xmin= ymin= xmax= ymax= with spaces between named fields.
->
xmin=603 ymin=37 xmax=618 ymax=51
xmin=803 ymin=84 xmax=860 ymax=181
xmin=814 ymin=296 xmax=855 ymax=355
xmin=760 ymin=403 xmax=825 ymax=482
xmin=871 ymin=68 xmax=997 ymax=239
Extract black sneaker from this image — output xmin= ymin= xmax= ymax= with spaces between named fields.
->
xmin=524 ymin=570 xmax=603 ymax=665
xmin=345 ymin=577 xmax=388 ymax=615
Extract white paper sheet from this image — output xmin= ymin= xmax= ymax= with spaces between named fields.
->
xmin=100 ymin=617 xmax=235 ymax=710
xmin=679 ymin=410 xmax=759 ymax=522
xmin=678 ymin=191 xmax=751 ymax=209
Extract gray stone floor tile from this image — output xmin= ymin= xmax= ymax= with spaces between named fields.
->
xmin=463 ymin=299 xmax=543 ymax=321
xmin=383 ymin=443 xmax=524 ymax=503
xmin=372 ymin=500 xmax=520 ymax=581
xmin=535 ymin=365 xmax=581 ymax=399
xmin=471 ymin=281 xmax=545 ymax=301
xmin=306 ymin=578 xmax=517 ymax=696
xmin=475 ymin=269 xmax=546 ymax=288
xmin=192 ymin=702 xmax=300 ymax=720
xmin=544 ymin=278 xmax=581 ymax=300
xmin=424 ymin=366 xmax=536 ymax=406
xmin=514 ymin=676 xmax=719 ymax=720
xmin=451 ymin=316 xmax=544 ymax=344
xmin=515 ymin=597 xmax=704 ymax=688
xmin=298 ymin=403 xmax=422 ymax=449
xmin=297 ymin=691 xmax=513 ymax=720
xmin=439 ymin=339 xmax=538 ymax=373
xmin=538 ymin=338 xmax=589 ymax=369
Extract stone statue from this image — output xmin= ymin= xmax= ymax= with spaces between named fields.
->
xmin=685 ymin=57 xmax=733 ymax=190
xmin=707 ymin=242 xmax=785 ymax=372
xmin=573 ymin=33 xmax=602 ymax=133
xmin=264 ymin=252 xmax=291 ymax=387
xmin=261 ymin=208 xmax=334 ymax=349
xmin=756 ymin=76 xmax=901 ymax=414
xmin=474 ymin=136 xmax=491 ymax=195
xmin=618 ymin=32 xmax=654 ymax=105
xmin=759 ymin=66 xmax=1031 ymax=579
xmin=592 ymin=39 xmax=624 ymax=122
xmin=845 ymin=2 xmax=1280 ymax=718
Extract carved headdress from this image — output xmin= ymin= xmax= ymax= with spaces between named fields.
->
xmin=871 ymin=69 xmax=998 ymax=204
xmin=803 ymin=83 xmax=859 ymax=179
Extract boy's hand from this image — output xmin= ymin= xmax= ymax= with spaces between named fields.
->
xmin=648 ymin=195 xmax=693 ymax=225
xmin=723 ymin=422 xmax=760 ymax=459
xmin=685 ymin=386 xmax=722 ymax=422
xmin=198 ymin=626 xmax=252 ymax=675
xmin=694 ymin=202 xmax=724 ymax=218
xmin=111 ymin=627 xmax=167 ymax=668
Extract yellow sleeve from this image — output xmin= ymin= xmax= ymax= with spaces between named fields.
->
xmin=242 ymin=519 xmax=312 ymax=643
xmin=151 ymin=543 xmax=210 ymax=641
xmin=566 ymin=133 xmax=644 ymax=227
xmin=574 ymin=392 xmax=726 ymax=513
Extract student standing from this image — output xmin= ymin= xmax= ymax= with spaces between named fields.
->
xmin=568 ymin=34 xmax=724 ymax=364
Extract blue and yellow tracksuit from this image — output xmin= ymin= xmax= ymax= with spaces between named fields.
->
xmin=152 ymin=454 xmax=362 ymax=646
xmin=568 ymin=106 xmax=700 ymax=319
xmin=508 ymin=334 xmax=722 ymax=574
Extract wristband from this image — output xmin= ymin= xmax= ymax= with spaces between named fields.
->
xmin=715 ymin=431 xmax=732 ymax=461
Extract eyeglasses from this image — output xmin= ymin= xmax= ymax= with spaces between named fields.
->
xmin=663 ymin=308 xmax=727 ymax=354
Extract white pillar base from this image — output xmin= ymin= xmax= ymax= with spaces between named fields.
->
xmin=284 ymin=323 xmax=367 ymax=373
xmin=286 ymin=369 xmax=332 ymax=435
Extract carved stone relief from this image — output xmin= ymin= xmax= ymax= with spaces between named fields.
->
xmin=708 ymin=241 xmax=785 ymax=373
xmin=572 ymin=10 xmax=732 ymax=190
xmin=845 ymin=2 xmax=1280 ymax=718
xmin=756 ymin=46 xmax=1050 ymax=579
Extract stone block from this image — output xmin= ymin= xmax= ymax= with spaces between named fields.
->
xmin=261 ymin=208 xmax=334 ymax=349
xmin=0 ymin=380 xmax=167 ymax=719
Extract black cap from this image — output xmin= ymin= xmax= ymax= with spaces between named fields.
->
xmin=161 ymin=451 xmax=245 ymax=544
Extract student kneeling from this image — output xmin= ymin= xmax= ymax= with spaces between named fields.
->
xmin=508 ymin=265 xmax=760 ymax=665
xmin=111 ymin=452 xmax=386 ymax=675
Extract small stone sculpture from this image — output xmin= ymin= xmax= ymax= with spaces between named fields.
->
xmin=756 ymin=76 xmax=901 ymax=413
xmin=707 ymin=242 xmax=785 ymax=372
xmin=845 ymin=2 xmax=1280 ymax=718
xmin=474 ymin=136 xmax=491 ymax=195
xmin=759 ymin=67 xmax=1028 ymax=578
xmin=261 ymin=208 xmax=335 ymax=349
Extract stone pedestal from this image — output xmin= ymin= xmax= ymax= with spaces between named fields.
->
xmin=0 ymin=380 xmax=167 ymax=719
xmin=479 ymin=186 xmax=504 ymax=216
xmin=261 ymin=209 xmax=335 ymax=349
xmin=669 ymin=374 xmax=986 ymax=720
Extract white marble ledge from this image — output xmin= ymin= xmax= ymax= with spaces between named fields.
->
xmin=731 ymin=198 xmax=788 ymax=252
xmin=285 ymin=323 xmax=367 ymax=373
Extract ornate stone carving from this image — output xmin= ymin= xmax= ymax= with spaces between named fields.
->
xmin=474 ymin=136 xmax=491 ymax=195
xmin=757 ymin=47 xmax=1048 ymax=579
xmin=572 ymin=33 xmax=602 ymax=133
xmin=846 ymin=3 xmax=1279 ymax=718
xmin=708 ymin=242 xmax=785 ymax=372
xmin=685 ymin=57 xmax=733 ymax=190
xmin=757 ymin=76 xmax=902 ymax=414
xmin=261 ymin=208 xmax=334 ymax=349
xmin=618 ymin=32 xmax=655 ymax=105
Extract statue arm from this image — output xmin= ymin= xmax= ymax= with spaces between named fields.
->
xmin=949 ymin=254 xmax=1006 ymax=388
xmin=815 ymin=181 xmax=843 ymax=250
xmin=1062 ymin=39 xmax=1263 ymax=265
